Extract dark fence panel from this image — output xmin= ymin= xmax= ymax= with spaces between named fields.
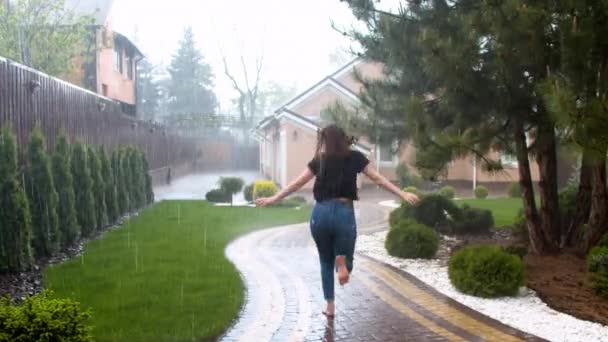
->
xmin=0 ymin=57 xmax=204 ymax=174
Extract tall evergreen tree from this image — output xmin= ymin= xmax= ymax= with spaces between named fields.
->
xmin=0 ymin=127 xmax=33 ymax=271
xmin=167 ymin=27 xmax=217 ymax=115
xmin=52 ymin=134 xmax=80 ymax=247
xmin=89 ymin=146 xmax=108 ymax=230
xmin=71 ymin=142 xmax=96 ymax=237
xmin=141 ymin=151 xmax=154 ymax=204
xmin=112 ymin=149 xmax=129 ymax=215
xmin=25 ymin=128 xmax=60 ymax=257
xmin=137 ymin=59 xmax=161 ymax=121
xmin=100 ymin=147 xmax=119 ymax=224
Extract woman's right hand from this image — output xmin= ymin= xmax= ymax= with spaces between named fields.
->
xmin=400 ymin=191 xmax=420 ymax=206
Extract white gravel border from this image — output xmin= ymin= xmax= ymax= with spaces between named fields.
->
xmin=357 ymin=229 xmax=608 ymax=342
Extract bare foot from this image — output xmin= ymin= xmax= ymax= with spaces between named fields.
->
xmin=335 ymin=255 xmax=349 ymax=285
xmin=323 ymin=301 xmax=335 ymax=318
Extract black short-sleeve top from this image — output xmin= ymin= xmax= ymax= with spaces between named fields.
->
xmin=307 ymin=150 xmax=370 ymax=202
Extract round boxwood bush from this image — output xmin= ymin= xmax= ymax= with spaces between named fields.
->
xmin=448 ymin=244 xmax=525 ymax=298
xmin=587 ymin=246 xmax=608 ymax=298
xmin=474 ymin=185 xmax=489 ymax=199
xmin=438 ymin=186 xmax=456 ymax=199
xmin=243 ymin=183 xmax=254 ymax=202
xmin=389 ymin=203 xmax=415 ymax=228
xmin=411 ymin=194 xmax=463 ymax=231
xmin=385 ymin=219 xmax=439 ymax=259
xmin=452 ymin=204 xmax=494 ymax=234
xmin=253 ymin=180 xmax=278 ymax=199
xmin=508 ymin=182 xmax=522 ymax=198
xmin=205 ymin=189 xmax=230 ymax=203
xmin=403 ymin=186 xmax=421 ymax=196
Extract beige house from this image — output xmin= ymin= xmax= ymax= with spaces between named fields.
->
xmin=254 ymin=59 xmax=539 ymax=190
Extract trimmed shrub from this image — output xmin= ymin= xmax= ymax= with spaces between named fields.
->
xmin=449 ymin=245 xmax=525 ymax=298
xmin=52 ymin=134 xmax=80 ymax=248
xmin=219 ymin=177 xmax=245 ymax=205
xmin=403 ymin=186 xmax=421 ymax=196
xmin=25 ymin=128 xmax=61 ymax=257
xmin=140 ymin=151 xmax=154 ymax=204
xmin=0 ymin=127 xmax=34 ymax=271
xmin=89 ymin=146 xmax=108 ymax=230
xmin=71 ymin=142 xmax=97 ymax=238
xmin=587 ymin=246 xmax=608 ymax=298
xmin=243 ymin=183 xmax=254 ymax=202
xmin=438 ymin=186 xmax=456 ymax=199
xmin=452 ymin=204 xmax=494 ymax=235
xmin=389 ymin=203 xmax=415 ymax=229
xmin=508 ymin=182 xmax=522 ymax=198
xmin=206 ymin=189 xmax=230 ymax=203
xmin=410 ymin=194 xmax=463 ymax=232
xmin=119 ymin=148 xmax=132 ymax=212
xmin=474 ymin=185 xmax=489 ymax=199
xmin=112 ymin=149 xmax=129 ymax=215
xmin=0 ymin=291 xmax=92 ymax=341
xmin=99 ymin=147 xmax=119 ymax=224
xmin=128 ymin=147 xmax=146 ymax=210
xmin=253 ymin=180 xmax=279 ymax=199
xmin=385 ymin=219 xmax=439 ymax=259
xmin=503 ymin=244 xmax=528 ymax=259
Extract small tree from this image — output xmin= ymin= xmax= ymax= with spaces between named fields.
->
xmin=128 ymin=147 xmax=145 ymax=209
xmin=52 ymin=134 xmax=80 ymax=247
xmin=25 ymin=128 xmax=60 ymax=257
xmin=88 ymin=146 xmax=108 ymax=230
xmin=99 ymin=147 xmax=118 ymax=224
xmin=112 ymin=149 xmax=129 ymax=215
xmin=0 ymin=127 xmax=34 ymax=271
xmin=219 ymin=177 xmax=244 ymax=205
xmin=140 ymin=151 xmax=154 ymax=204
xmin=71 ymin=142 xmax=96 ymax=237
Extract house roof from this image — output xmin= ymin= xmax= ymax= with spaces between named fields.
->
xmin=65 ymin=0 xmax=114 ymax=26
xmin=114 ymin=32 xmax=144 ymax=58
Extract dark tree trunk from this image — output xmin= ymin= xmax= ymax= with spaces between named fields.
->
xmin=581 ymin=153 xmax=608 ymax=253
xmin=535 ymin=124 xmax=561 ymax=249
xmin=514 ymin=120 xmax=550 ymax=254
xmin=563 ymin=149 xmax=593 ymax=247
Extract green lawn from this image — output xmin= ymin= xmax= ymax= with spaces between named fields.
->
xmin=45 ymin=201 xmax=310 ymax=342
xmin=455 ymin=198 xmax=522 ymax=227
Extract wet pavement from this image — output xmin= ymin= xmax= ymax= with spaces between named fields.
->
xmin=221 ymin=197 xmax=545 ymax=342
xmin=154 ymin=171 xmax=261 ymax=202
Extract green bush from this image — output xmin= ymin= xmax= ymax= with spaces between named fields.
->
xmin=0 ymin=127 xmax=34 ymax=271
xmin=449 ymin=245 xmax=525 ymax=298
xmin=273 ymin=196 xmax=307 ymax=208
xmin=508 ymin=183 xmax=522 ymax=198
xmin=99 ymin=147 xmax=119 ymax=224
xmin=559 ymin=184 xmax=578 ymax=231
xmin=206 ymin=189 xmax=231 ymax=203
xmin=474 ymin=185 xmax=489 ymax=199
xmin=396 ymin=163 xmax=423 ymax=187
xmin=403 ymin=186 xmax=421 ymax=196
xmin=439 ymin=186 xmax=456 ymax=199
xmin=598 ymin=234 xmax=608 ymax=248
xmin=243 ymin=184 xmax=254 ymax=202
xmin=253 ymin=180 xmax=278 ymax=199
xmin=219 ymin=177 xmax=245 ymax=205
xmin=140 ymin=151 xmax=154 ymax=205
xmin=503 ymin=244 xmax=528 ymax=259
xmin=452 ymin=204 xmax=494 ymax=235
xmin=512 ymin=209 xmax=530 ymax=244
xmin=25 ymin=128 xmax=61 ymax=257
xmin=128 ymin=147 xmax=146 ymax=210
xmin=587 ymin=246 xmax=608 ymax=298
xmin=112 ymin=149 xmax=129 ymax=215
xmin=389 ymin=203 xmax=415 ymax=229
xmin=410 ymin=194 xmax=463 ymax=232
xmin=385 ymin=219 xmax=439 ymax=259
xmin=0 ymin=291 xmax=92 ymax=341
xmin=71 ymin=142 xmax=97 ymax=238
xmin=89 ymin=146 xmax=108 ymax=231
xmin=52 ymin=135 xmax=80 ymax=247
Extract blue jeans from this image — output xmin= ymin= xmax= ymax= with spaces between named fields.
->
xmin=310 ymin=200 xmax=357 ymax=301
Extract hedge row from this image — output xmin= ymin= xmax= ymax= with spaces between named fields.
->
xmin=0 ymin=127 xmax=154 ymax=272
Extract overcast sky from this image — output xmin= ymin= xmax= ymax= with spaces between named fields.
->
xmin=109 ymin=0 xmax=369 ymax=112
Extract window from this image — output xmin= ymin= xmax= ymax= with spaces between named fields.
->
xmin=102 ymin=84 xmax=108 ymax=96
xmin=114 ymin=42 xmax=123 ymax=74
xmin=379 ymin=144 xmax=393 ymax=162
xmin=126 ymin=55 xmax=133 ymax=80
xmin=500 ymin=154 xmax=518 ymax=167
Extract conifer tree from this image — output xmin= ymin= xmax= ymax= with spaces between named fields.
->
xmin=141 ymin=151 xmax=154 ymax=204
xmin=71 ymin=142 xmax=96 ymax=237
xmin=100 ymin=147 xmax=119 ymax=224
xmin=89 ymin=146 xmax=108 ymax=230
xmin=52 ymin=134 xmax=80 ymax=247
xmin=25 ymin=128 xmax=60 ymax=257
xmin=0 ymin=127 xmax=33 ymax=271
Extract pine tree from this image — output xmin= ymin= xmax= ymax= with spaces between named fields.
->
xmin=71 ymin=142 xmax=96 ymax=237
xmin=112 ymin=149 xmax=129 ymax=215
xmin=167 ymin=27 xmax=217 ymax=115
xmin=127 ymin=147 xmax=145 ymax=209
xmin=25 ymin=128 xmax=60 ymax=258
xmin=141 ymin=151 xmax=154 ymax=204
xmin=100 ymin=147 xmax=119 ymax=224
xmin=52 ymin=134 xmax=80 ymax=247
xmin=137 ymin=59 xmax=161 ymax=121
xmin=0 ymin=127 xmax=33 ymax=271
xmin=89 ymin=146 xmax=108 ymax=230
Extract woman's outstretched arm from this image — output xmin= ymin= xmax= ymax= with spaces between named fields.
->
xmin=255 ymin=168 xmax=315 ymax=207
xmin=362 ymin=164 xmax=420 ymax=205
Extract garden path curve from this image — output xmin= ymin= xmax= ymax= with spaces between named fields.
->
xmin=221 ymin=200 xmax=545 ymax=342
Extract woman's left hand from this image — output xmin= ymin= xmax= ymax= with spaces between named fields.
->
xmin=255 ymin=196 xmax=279 ymax=207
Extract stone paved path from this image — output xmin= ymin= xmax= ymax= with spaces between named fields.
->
xmin=221 ymin=199 xmax=545 ymax=342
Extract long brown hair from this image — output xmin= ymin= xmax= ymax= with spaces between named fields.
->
xmin=315 ymin=124 xmax=355 ymax=158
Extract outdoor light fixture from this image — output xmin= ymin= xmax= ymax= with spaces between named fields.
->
xmin=97 ymin=102 xmax=106 ymax=111
xmin=28 ymin=79 xmax=40 ymax=92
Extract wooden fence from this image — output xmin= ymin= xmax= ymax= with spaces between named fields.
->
xmin=0 ymin=57 xmax=257 ymax=178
